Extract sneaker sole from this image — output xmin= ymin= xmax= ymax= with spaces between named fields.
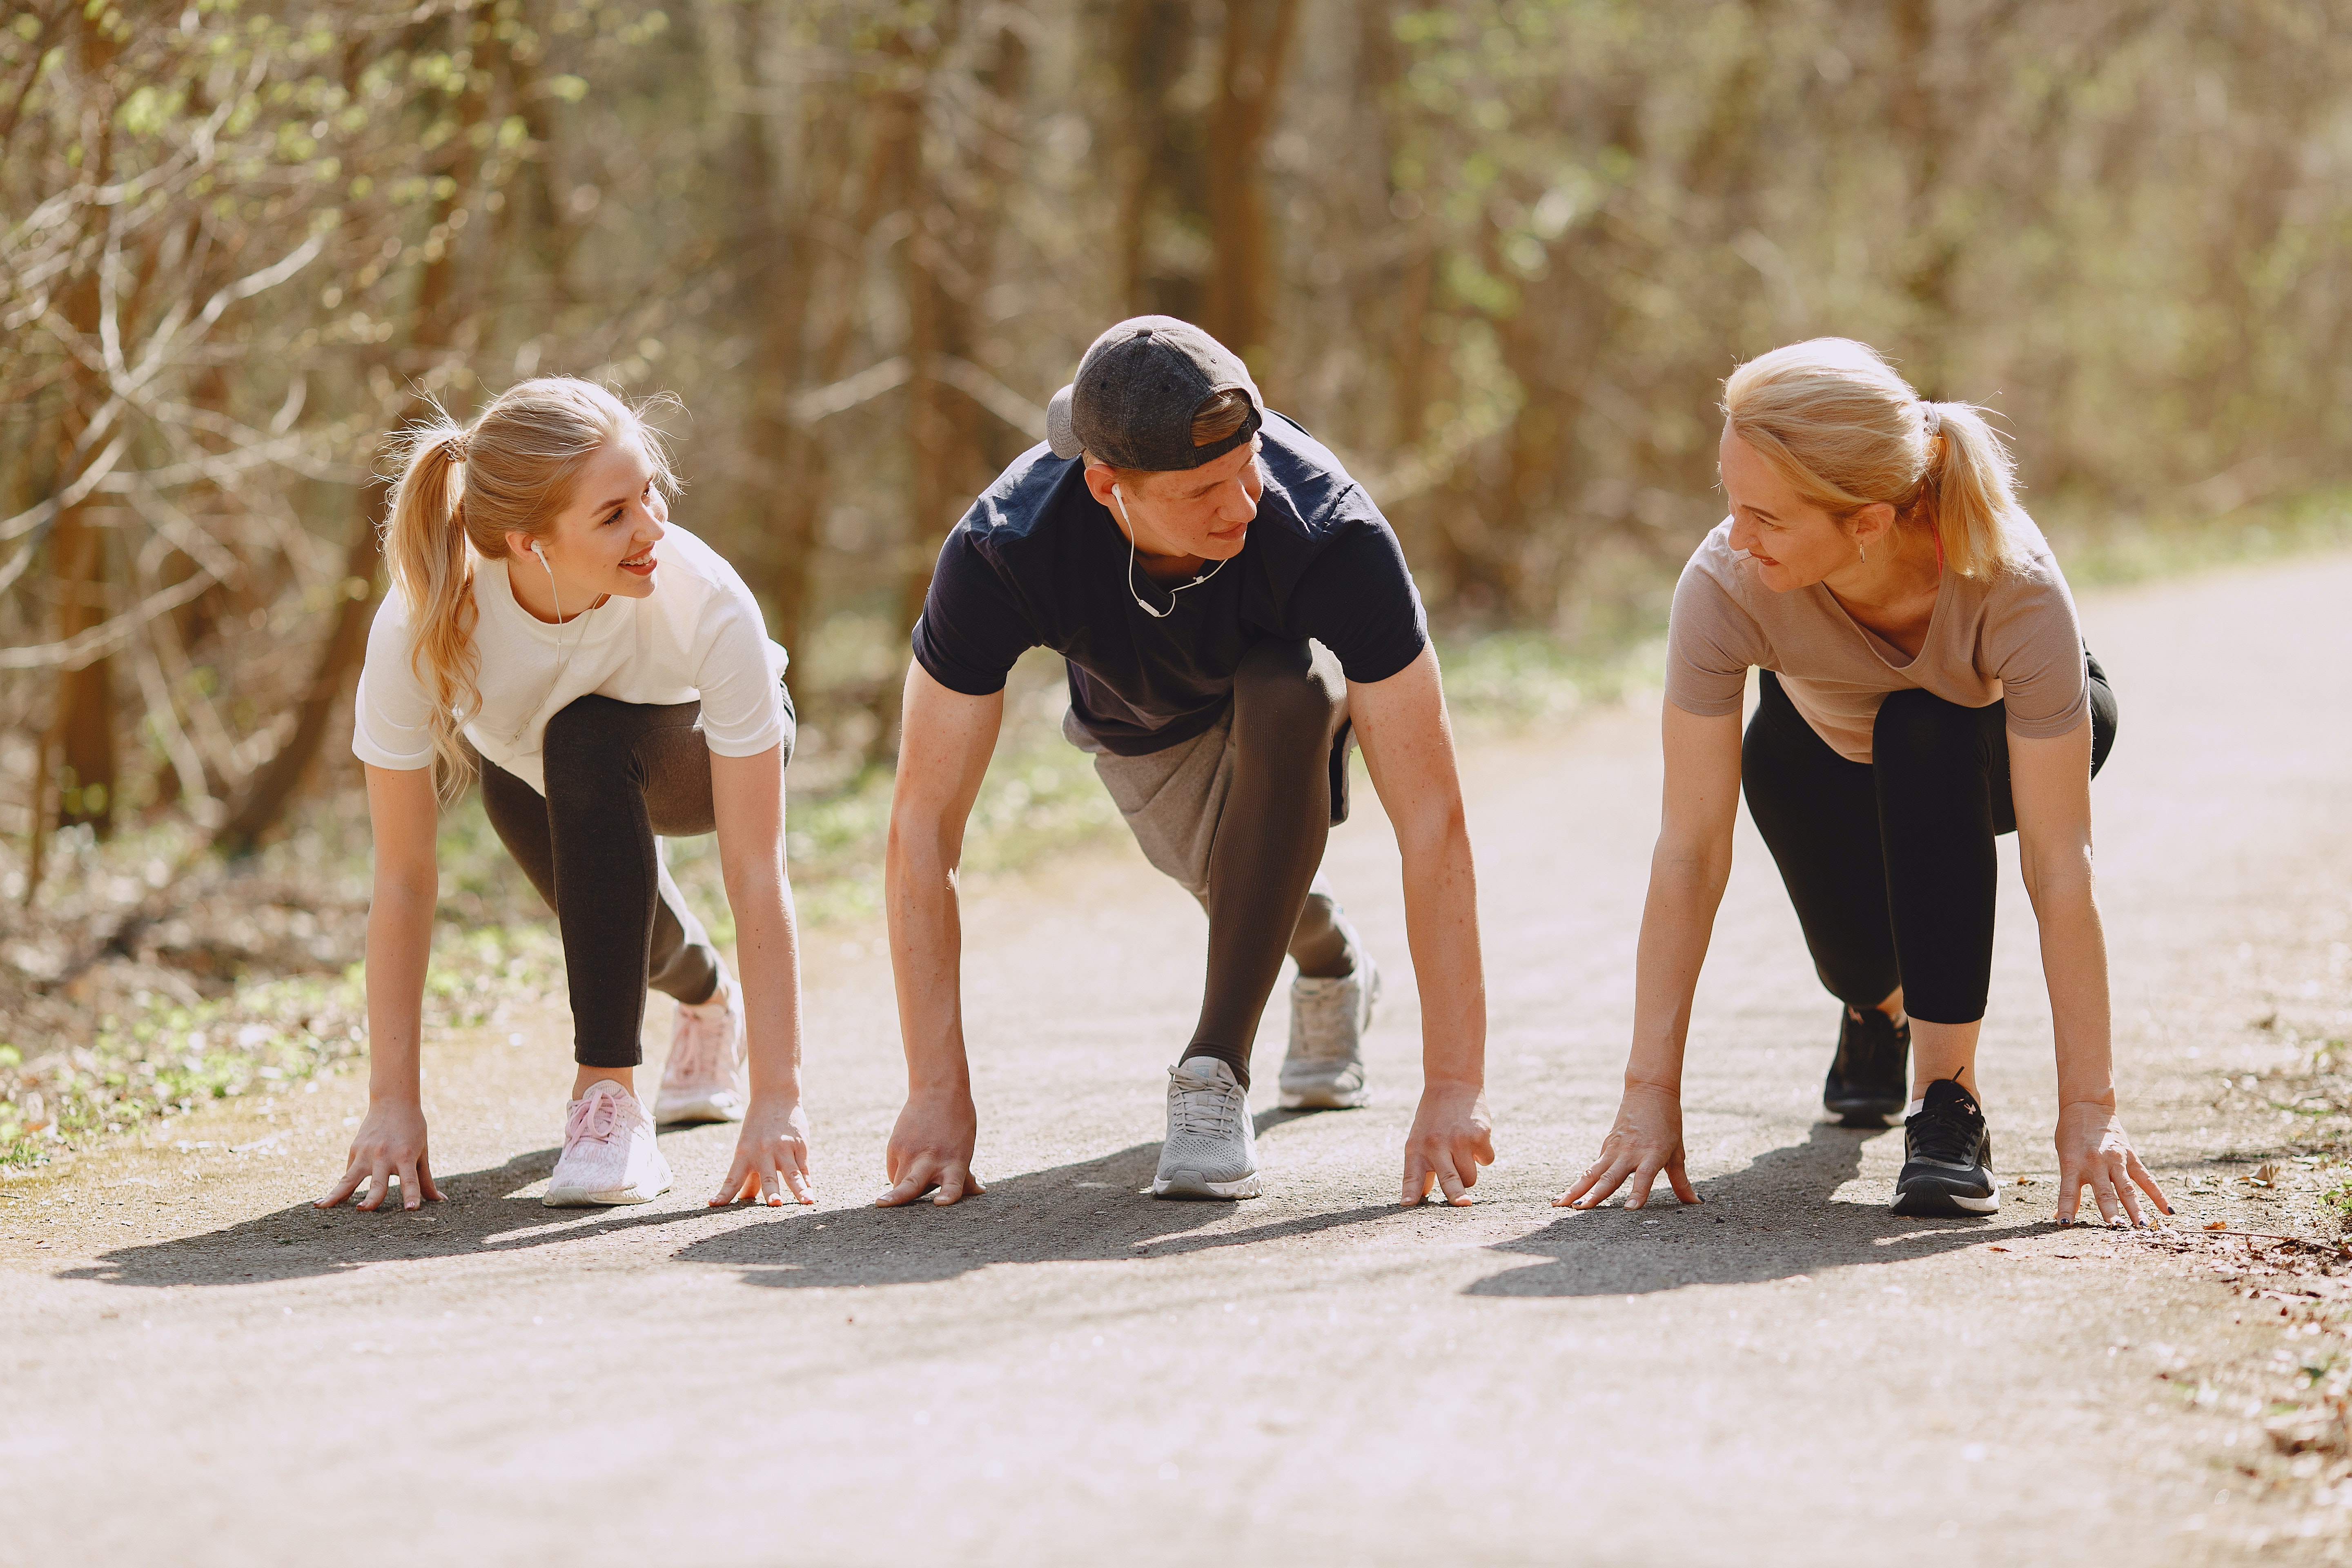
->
xmin=543 ymin=1180 xmax=670 ymax=1207
xmin=1151 ymin=1170 xmax=1263 ymax=1200
xmin=1278 ymin=1083 xmax=1372 ymax=1110
xmin=1890 ymin=1180 xmax=2000 ymax=1218
xmin=654 ymin=1095 xmax=746 ymax=1125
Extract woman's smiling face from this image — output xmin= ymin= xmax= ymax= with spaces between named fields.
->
xmin=1719 ymin=425 xmax=1851 ymax=593
xmin=524 ymin=430 xmax=670 ymax=609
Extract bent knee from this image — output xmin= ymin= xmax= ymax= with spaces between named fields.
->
xmin=1872 ymin=688 xmax=1983 ymax=768
xmin=1232 ymin=639 xmax=1343 ymax=738
xmin=542 ymin=696 xmax=633 ymax=779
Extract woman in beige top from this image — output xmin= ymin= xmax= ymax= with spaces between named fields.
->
xmin=1559 ymin=338 xmax=2169 ymax=1226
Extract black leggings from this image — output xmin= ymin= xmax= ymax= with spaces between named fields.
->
xmin=1740 ymin=656 xmax=2115 ymax=1026
xmin=478 ymin=689 xmax=795 ymax=1068
xmin=1191 ymin=639 xmax=1354 ymax=1082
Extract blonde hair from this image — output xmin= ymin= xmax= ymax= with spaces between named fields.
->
xmin=381 ymin=376 xmax=679 ymax=801
xmin=1722 ymin=338 xmax=2027 ymax=580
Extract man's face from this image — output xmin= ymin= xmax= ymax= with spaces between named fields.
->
xmin=1085 ymin=436 xmax=1264 ymax=564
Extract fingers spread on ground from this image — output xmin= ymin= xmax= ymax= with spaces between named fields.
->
xmin=2090 ymin=1169 xmax=2123 ymax=1224
xmin=1668 ymin=1162 xmax=1701 ymax=1204
xmin=1401 ymin=1156 xmax=1431 ymax=1207
xmin=315 ymin=1165 xmax=362 ymax=1209
xmin=2126 ymin=1154 xmax=2172 ymax=1213
xmin=932 ymin=1172 xmax=968 ymax=1206
xmin=2108 ymin=1162 xmax=2145 ymax=1225
xmin=875 ymin=1174 xmax=934 ymax=1208
xmin=1572 ymin=1161 xmax=1633 ymax=1209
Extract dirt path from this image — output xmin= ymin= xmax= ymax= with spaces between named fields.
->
xmin=7 ymin=557 xmax=2352 ymax=1566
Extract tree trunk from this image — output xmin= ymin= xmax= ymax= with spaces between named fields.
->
xmin=45 ymin=12 xmax=122 ymax=837
xmin=1202 ymin=0 xmax=1301 ymax=370
xmin=212 ymin=13 xmax=489 ymax=854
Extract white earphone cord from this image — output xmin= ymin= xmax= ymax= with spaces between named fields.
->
xmin=1112 ymin=485 xmax=1225 ymax=620
xmin=499 ymin=543 xmax=595 ymax=744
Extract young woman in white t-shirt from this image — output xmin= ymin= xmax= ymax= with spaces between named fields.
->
xmin=1559 ymin=339 xmax=2169 ymax=1227
xmin=317 ymin=376 xmax=813 ymax=1213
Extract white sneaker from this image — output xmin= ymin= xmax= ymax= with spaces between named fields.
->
xmin=655 ymin=968 xmax=747 ymax=1125
xmin=1279 ymin=955 xmax=1379 ymax=1109
xmin=544 ymin=1080 xmax=672 ymax=1207
xmin=1152 ymin=1056 xmax=1261 ymax=1200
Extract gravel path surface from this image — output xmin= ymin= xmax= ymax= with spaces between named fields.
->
xmin=6 ymin=556 xmax=2350 ymax=1566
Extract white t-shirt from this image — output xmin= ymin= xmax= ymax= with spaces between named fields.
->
xmin=352 ymin=524 xmax=789 ymax=795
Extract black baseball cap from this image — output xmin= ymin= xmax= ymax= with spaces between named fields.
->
xmin=1045 ymin=316 xmax=1264 ymax=472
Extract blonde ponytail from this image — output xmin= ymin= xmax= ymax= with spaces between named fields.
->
xmin=375 ymin=376 xmax=683 ymax=806
xmin=1723 ymin=339 xmax=2028 ymax=580
xmin=382 ymin=414 xmax=482 ymax=801
xmin=1917 ymin=400 xmax=2025 ymax=580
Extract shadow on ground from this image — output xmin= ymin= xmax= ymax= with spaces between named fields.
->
xmin=60 ymin=1115 xmax=2016 ymax=1295
xmin=53 ymin=1111 xmax=1396 ymax=1289
xmin=1470 ymin=1121 xmax=2005 ymax=1297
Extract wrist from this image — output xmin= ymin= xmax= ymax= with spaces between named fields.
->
xmin=1420 ymin=1063 xmax=1485 ymax=1093
xmin=1624 ymin=1073 xmax=1682 ymax=1098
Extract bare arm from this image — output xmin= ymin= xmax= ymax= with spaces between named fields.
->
xmin=707 ymin=743 xmax=814 ymax=1206
xmin=317 ymin=763 xmax=446 ymax=1212
xmin=877 ymin=659 xmax=1002 ymax=1207
xmin=1559 ymin=703 xmax=1744 ymax=1209
xmin=2011 ymin=717 xmax=2168 ymax=1224
xmin=1349 ymin=644 xmax=1495 ymax=1205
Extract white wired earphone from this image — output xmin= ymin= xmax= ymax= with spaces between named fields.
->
xmin=497 ymin=539 xmax=597 ymax=745
xmin=1111 ymin=484 xmax=1225 ymax=619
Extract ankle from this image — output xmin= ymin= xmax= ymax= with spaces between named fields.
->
xmin=571 ymin=1068 xmax=635 ymax=1100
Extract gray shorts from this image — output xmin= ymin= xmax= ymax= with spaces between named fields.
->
xmin=1066 ymin=645 xmax=1350 ymax=904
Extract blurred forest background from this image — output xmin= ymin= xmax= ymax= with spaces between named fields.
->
xmin=2 ymin=0 xmax=2350 ymax=1152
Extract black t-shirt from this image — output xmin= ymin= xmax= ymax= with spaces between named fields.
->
xmin=911 ymin=412 xmax=1429 ymax=756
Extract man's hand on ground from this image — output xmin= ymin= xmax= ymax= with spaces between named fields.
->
xmin=711 ymin=1095 xmax=815 ymax=1207
xmin=878 ymin=1087 xmax=985 ymax=1207
xmin=1557 ymin=1082 xmax=1698 ymax=1210
xmin=316 ymin=1100 xmax=443 ymax=1212
xmin=1402 ymin=1082 xmax=1494 ymax=1205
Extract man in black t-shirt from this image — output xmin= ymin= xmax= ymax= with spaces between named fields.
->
xmin=876 ymin=316 xmax=1493 ymax=1207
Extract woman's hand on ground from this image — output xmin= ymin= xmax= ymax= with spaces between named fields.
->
xmin=877 ymin=1088 xmax=984 ymax=1207
xmin=1402 ymin=1083 xmax=1495 ymax=1206
xmin=316 ymin=1101 xmax=443 ymax=1212
xmin=710 ymin=1096 xmax=815 ymax=1207
xmin=1557 ymin=1082 xmax=1699 ymax=1209
xmin=2054 ymin=1101 xmax=2170 ymax=1226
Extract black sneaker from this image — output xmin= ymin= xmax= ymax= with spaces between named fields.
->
xmin=1823 ymin=1005 xmax=1910 ymax=1127
xmin=1892 ymin=1077 xmax=2000 ymax=1217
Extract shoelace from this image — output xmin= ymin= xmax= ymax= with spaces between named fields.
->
xmin=1909 ymin=1080 xmax=1983 ymax=1166
xmin=666 ymin=1000 xmax=728 ymax=1084
xmin=566 ymin=1086 xmax=628 ymax=1145
xmin=1167 ymin=1066 xmax=1237 ymax=1140
xmin=1292 ymin=983 xmax=1356 ymax=1062
xmin=1840 ymin=1006 xmax=1904 ymax=1075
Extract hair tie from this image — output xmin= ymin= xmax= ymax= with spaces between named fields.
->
xmin=1920 ymin=402 xmax=1942 ymax=438
xmin=445 ymin=432 xmax=469 ymax=464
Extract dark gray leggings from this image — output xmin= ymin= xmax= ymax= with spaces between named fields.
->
xmin=477 ymin=689 xmax=795 ymax=1068
xmin=1189 ymin=639 xmax=1355 ymax=1084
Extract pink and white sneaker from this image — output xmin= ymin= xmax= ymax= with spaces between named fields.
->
xmin=655 ymin=967 xmax=748 ymax=1125
xmin=543 ymin=1080 xmax=672 ymax=1207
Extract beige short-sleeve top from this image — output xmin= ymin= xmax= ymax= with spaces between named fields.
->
xmin=1663 ymin=517 xmax=2089 ymax=764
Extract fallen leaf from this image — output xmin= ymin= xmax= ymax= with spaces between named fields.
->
xmin=2206 ymin=1221 xmax=2230 ymax=1231
xmin=1987 ymin=1245 xmax=2010 ymax=1252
